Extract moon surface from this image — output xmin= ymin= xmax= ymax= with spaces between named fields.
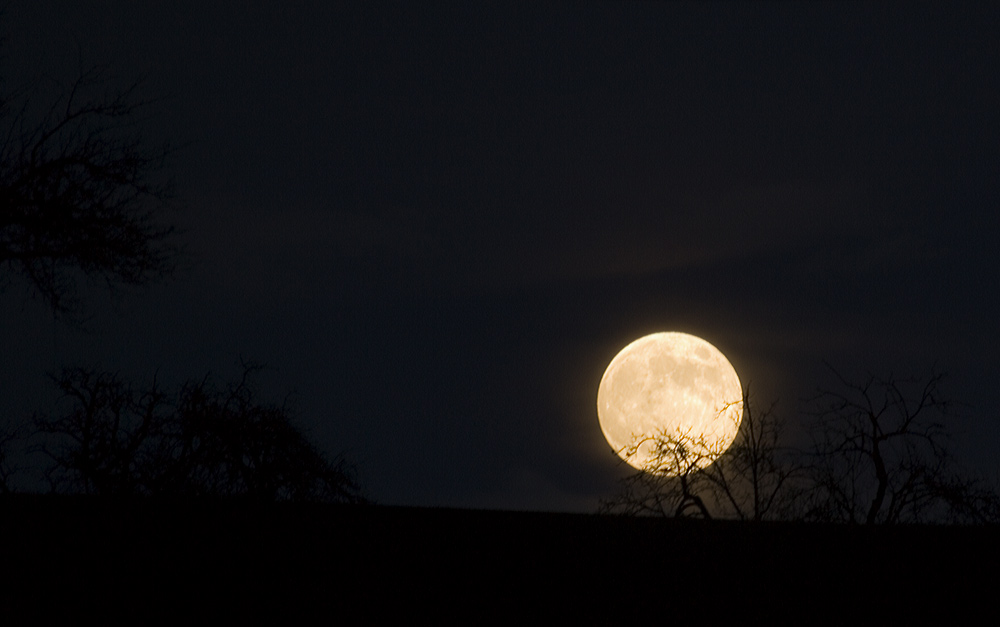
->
xmin=597 ymin=332 xmax=743 ymax=474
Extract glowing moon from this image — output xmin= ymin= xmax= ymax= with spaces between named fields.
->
xmin=597 ymin=332 xmax=743 ymax=474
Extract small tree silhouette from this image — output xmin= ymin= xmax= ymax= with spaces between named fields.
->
xmin=700 ymin=392 xmax=804 ymax=521
xmin=803 ymin=368 xmax=998 ymax=524
xmin=599 ymin=389 xmax=800 ymax=520
xmin=599 ymin=426 xmax=724 ymax=518
xmin=158 ymin=368 xmax=365 ymax=503
xmin=0 ymin=67 xmax=176 ymax=318
xmin=33 ymin=365 xmax=365 ymax=503
xmin=34 ymin=368 xmax=171 ymax=495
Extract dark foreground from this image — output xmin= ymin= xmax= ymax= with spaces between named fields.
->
xmin=1 ymin=495 xmax=994 ymax=621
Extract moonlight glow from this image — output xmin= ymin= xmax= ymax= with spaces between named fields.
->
xmin=597 ymin=332 xmax=743 ymax=474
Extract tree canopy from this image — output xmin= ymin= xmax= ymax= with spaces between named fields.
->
xmin=0 ymin=67 xmax=176 ymax=317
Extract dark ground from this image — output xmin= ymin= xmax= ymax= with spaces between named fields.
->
xmin=1 ymin=496 xmax=993 ymax=621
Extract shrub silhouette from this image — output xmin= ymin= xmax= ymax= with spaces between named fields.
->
xmin=34 ymin=366 xmax=365 ymax=503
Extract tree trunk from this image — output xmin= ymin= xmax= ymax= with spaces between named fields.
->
xmin=866 ymin=417 xmax=888 ymax=524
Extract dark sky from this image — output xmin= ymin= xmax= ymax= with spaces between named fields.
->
xmin=3 ymin=1 xmax=999 ymax=510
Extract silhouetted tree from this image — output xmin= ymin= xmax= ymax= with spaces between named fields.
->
xmin=156 ymin=368 xmax=365 ymax=503
xmin=803 ymin=368 xmax=998 ymax=524
xmin=0 ymin=67 xmax=176 ymax=317
xmin=34 ymin=368 xmax=171 ymax=495
xmin=599 ymin=389 xmax=801 ymax=520
xmin=598 ymin=425 xmax=722 ymax=518
xmin=701 ymin=392 xmax=804 ymax=521
xmin=33 ymin=366 xmax=366 ymax=503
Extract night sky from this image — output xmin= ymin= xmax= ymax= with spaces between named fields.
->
xmin=3 ymin=1 xmax=999 ymax=511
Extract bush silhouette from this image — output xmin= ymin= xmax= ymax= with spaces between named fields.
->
xmin=34 ymin=365 xmax=365 ymax=503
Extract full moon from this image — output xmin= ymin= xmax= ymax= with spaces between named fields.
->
xmin=597 ymin=332 xmax=743 ymax=474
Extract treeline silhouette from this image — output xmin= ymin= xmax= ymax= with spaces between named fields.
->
xmin=601 ymin=370 xmax=1000 ymax=524
xmin=2 ymin=37 xmax=996 ymax=525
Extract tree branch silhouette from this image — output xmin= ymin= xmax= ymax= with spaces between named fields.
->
xmin=699 ymin=389 xmax=805 ymax=521
xmin=599 ymin=388 xmax=801 ymax=520
xmin=0 ymin=66 xmax=177 ymax=318
xmin=599 ymin=407 xmax=741 ymax=519
xmin=803 ymin=367 xmax=998 ymax=524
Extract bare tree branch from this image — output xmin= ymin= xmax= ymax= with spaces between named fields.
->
xmin=700 ymin=388 xmax=806 ymax=521
xmin=0 ymin=66 xmax=178 ymax=319
xmin=802 ymin=366 xmax=996 ymax=524
xmin=600 ymin=387 xmax=802 ymax=521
